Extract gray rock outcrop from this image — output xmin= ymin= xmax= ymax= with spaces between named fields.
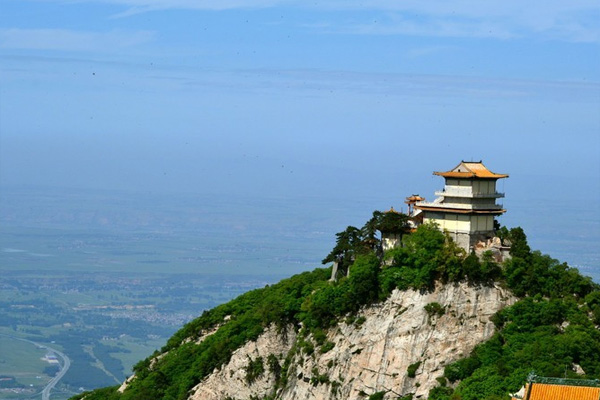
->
xmin=187 ymin=282 xmax=516 ymax=400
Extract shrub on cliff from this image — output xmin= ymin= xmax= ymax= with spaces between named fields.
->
xmin=72 ymin=220 xmax=600 ymax=400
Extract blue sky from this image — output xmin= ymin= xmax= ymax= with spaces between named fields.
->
xmin=0 ymin=0 xmax=599 ymax=204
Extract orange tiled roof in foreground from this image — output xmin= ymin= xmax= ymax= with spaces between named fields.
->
xmin=513 ymin=382 xmax=600 ymax=400
xmin=434 ymin=161 xmax=509 ymax=179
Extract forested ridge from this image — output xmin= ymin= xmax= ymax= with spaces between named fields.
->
xmin=73 ymin=212 xmax=600 ymax=400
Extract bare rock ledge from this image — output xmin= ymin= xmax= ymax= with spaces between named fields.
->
xmin=186 ymin=282 xmax=516 ymax=400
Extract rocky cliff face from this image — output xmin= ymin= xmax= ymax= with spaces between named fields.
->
xmin=187 ymin=282 xmax=516 ymax=400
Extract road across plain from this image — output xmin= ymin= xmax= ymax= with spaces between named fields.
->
xmin=39 ymin=344 xmax=70 ymax=400
xmin=0 ymin=334 xmax=71 ymax=400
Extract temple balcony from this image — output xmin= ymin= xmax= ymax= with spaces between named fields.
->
xmin=435 ymin=188 xmax=505 ymax=198
xmin=416 ymin=201 xmax=504 ymax=211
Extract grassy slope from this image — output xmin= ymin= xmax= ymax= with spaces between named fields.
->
xmin=72 ymin=225 xmax=600 ymax=400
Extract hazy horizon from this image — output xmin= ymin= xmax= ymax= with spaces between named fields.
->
xmin=1 ymin=1 xmax=599 ymax=276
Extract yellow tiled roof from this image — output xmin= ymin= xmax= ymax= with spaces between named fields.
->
xmin=434 ymin=161 xmax=508 ymax=179
xmin=526 ymin=383 xmax=600 ymax=400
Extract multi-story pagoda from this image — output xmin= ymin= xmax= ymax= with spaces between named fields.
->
xmin=414 ymin=161 xmax=508 ymax=252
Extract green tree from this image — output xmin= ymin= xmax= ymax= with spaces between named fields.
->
xmin=322 ymin=226 xmax=362 ymax=264
xmin=348 ymin=254 xmax=380 ymax=306
xmin=373 ymin=210 xmax=410 ymax=234
xmin=322 ymin=225 xmax=374 ymax=277
xmin=479 ymin=251 xmax=501 ymax=284
xmin=400 ymin=222 xmax=446 ymax=290
xmin=437 ymin=234 xmax=467 ymax=283
xmin=507 ymin=227 xmax=531 ymax=260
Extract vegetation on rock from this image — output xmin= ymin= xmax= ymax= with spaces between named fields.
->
xmin=72 ymin=210 xmax=599 ymax=400
xmin=424 ymin=302 xmax=445 ymax=318
xmin=407 ymin=361 xmax=422 ymax=378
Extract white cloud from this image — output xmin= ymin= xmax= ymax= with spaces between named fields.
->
xmin=0 ymin=28 xmax=155 ymax=51
xmin=312 ymin=1 xmax=599 ymax=42
xmin=320 ymin=15 xmax=516 ymax=40
xmin=28 ymin=0 xmax=600 ymax=42
xmin=54 ymin=0 xmax=288 ymax=16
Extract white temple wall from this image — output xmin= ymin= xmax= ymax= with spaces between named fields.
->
xmin=470 ymin=180 xmax=497 ymax=195
xmin=470 ymin=215 xmax=494 ymax=233
xmin=423 ymin=213 xmax=497 ymax=252
xmin=442 ymin=197 xmax=497 ymax=206
xmin=424 ymin=214 xmax=470 ymax=234
xmin=444 ymin=179 xmax=497 ymax=196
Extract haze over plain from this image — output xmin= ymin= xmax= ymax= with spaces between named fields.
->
xmin=1 ymin=0 xmax=599 ymax=273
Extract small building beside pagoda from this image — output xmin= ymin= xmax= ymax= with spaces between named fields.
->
xmin=380 ymin=207 xmax=410 ymax=252
xmin=414 ymin=161 xmax=508 ymax=253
